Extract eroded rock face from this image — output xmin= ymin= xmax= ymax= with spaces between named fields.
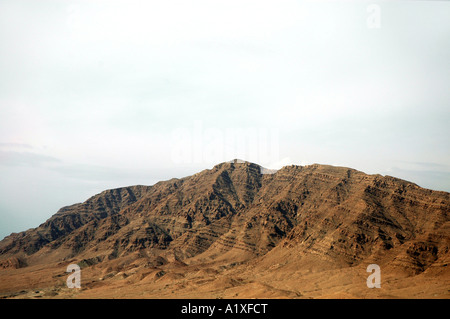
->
xmin=0 ymin=257 xmax=26 ymax=269
xmin=0 ymin=161 xmax=449 ymax=279
xmin=0 ymin=185 xmax=152 ymax=256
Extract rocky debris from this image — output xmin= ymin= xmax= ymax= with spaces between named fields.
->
xmin=0 ymin=257 xmax=26 ymax=269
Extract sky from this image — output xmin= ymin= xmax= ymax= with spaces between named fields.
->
xmin=0 ymin=0 xmax=449 ymax=240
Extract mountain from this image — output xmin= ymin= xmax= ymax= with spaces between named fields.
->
xmin=0 ymin=160 xmax=449 ymax=298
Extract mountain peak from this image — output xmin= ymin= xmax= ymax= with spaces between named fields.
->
xmin=0 ymin=161 xmax=449 ymax=298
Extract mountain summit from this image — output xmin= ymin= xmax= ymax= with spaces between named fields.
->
xmin=0 ymin=161 xmax=449 ymax=298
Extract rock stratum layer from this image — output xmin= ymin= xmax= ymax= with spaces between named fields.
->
xmin=0 ymin=161 xmax=449 ymax=298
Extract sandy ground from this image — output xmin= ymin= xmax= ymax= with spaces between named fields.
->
xmin=1 ymin=253 xmax=449 ymax=299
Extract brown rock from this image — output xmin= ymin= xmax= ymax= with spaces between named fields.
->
xmin=0 ymin=160 xmax=449 ymax=298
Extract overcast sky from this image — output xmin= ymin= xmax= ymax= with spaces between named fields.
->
xmin=0 ymin=0 xmax=449 ymax=240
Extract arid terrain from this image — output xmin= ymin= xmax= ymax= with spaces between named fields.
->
xmin=0 ymin=160 xmax=449 ymax=299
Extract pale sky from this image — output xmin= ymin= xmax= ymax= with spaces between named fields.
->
xmin=0 ymin=0 xmax=449 ymax=240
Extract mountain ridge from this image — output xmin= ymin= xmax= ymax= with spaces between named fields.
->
xmin=0 ymin=160 xmax=449 ymax=298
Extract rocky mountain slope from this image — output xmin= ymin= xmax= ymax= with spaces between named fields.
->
xmin=0 ymin=160 xmax=449 ymax=298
